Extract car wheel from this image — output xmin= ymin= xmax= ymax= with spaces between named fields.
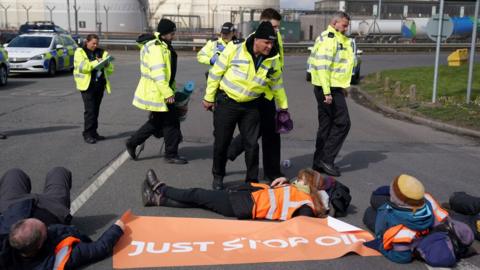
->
xmin=0 ymin=65 xmax=7 ymax=86
xmin=48 ymin=60 xmax=56 ymax=76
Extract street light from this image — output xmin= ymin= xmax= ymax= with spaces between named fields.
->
xmin=22 ymin=5 xmax=32 ymax=22
xmin=46 ymin=5 xmax=56 ymax=22
xmin=0 ymin=4 xmax=10 ymax=29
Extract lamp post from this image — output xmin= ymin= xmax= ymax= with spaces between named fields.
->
xmin=0 ymin=4 xmax=10 ymax=29
xmin=22 ymin=5 xmax=32 ymax=22
xmin=46 ymin=5 xmax=56 ymax=22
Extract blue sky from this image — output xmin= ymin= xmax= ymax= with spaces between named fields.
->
xmin=280 ymin=0 xmax=315 ymax=10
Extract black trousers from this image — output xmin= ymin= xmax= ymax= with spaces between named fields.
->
xmin=213 ymin=91 xmax=260 ymax=181
xmin=313 ymin=86 xmax=351 ymax=166
xmin=228 ymin=98 xmax=283 ymax=180
xmin=164 ymin=186 xmax=235 ymax=217
xmin=0 ymin=167 xmax=72 ymax=223
xmin=128 ymin=104 xmax=182 ymax=158
xmin=81 ymin=84 xmax=105 ymax=138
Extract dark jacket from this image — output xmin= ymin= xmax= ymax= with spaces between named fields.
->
xmin=0 ymin=223 xmax=123 ymax=270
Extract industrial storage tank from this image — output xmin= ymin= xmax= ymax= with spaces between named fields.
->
xmin=148 ymin=0 xmax=280 ymax=32
xmin=401 ymin=18 xmax=429 ymax=38
xmin=348 ymin=19 xmax=403 ymax=36
xmin=1 ymin=0 xmax=144 ymax=33
xmin=451 ymin=16 xmax=480 ymax=36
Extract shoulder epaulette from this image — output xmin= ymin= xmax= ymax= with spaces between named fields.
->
xmin=328 ymin=32 xmax=335 ymax=38
xmin=233 ymin=38 xmax=244 ymax=44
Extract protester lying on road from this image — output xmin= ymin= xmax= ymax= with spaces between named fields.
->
xmin=0 ymin=217 xmax=124 ymax=270
xmin=363 ymin=174 xmax=474 ymax=267
xmin=0 ymin=167 xmax=126 ymax=269
xmin=444 ymin=192 xmax=480 ymax=241
xmin=141 ymin=168 xmax=331 ymax=220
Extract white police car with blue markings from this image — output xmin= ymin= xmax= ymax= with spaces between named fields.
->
xmin=5 ymin=32 xmax=77 ymax=76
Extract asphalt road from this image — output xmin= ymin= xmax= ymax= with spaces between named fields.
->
xmin=0 ymin=51 xmax=479 ymax=270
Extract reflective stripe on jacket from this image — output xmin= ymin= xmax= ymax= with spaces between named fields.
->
xmin=197 ymin=38 xmax=228 ymax=66
xmin=424 ymin=193 xmax=449 ymax=224
xmin=250 ymin=183 xmax=314 ymax=220
xmin=132 ymin=37 xmax=174 ymax=112
xmin=53 ymin=236 xmax=81 ymax=270
xmin=73 ymin=48 xmax=113 ymax=93
xmin=308 ymin=25 xmax=354 ymax=95
xmin=204 ymin=39 xmax=288 ymax=109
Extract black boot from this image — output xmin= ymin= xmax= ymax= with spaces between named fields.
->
xmin=145 ymin=169 xmax=165 ymax=191
xmin=126 ymin=140 xmax=137 ymax=160
xmin=142 ymin=180 xmax=164 ymax=206
xmin=212 ymin=175 xmax=224 ymax=190
xmin=0 ymin=133 xmax=6 ymax=140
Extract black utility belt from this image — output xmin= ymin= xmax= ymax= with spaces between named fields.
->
xmin=217 ymin=90 xmax=260 ymax=104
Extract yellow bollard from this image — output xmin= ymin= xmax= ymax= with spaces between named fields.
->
xmin=447 ymin=49 xmax=468 ymax=67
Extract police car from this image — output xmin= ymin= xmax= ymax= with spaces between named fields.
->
xmin=0 ymin=46 xmax=9 ymax=86
xmin=5 ymin=32 xmax=77 ymax=76
xmin=306 ymin=38 xmax=362 ymax=85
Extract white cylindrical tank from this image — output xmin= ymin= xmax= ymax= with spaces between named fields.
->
xmin=1 ymin=0 xmax=143 ymax=33
xmin=149 ymin=0 xmax=280 ymax=32
xmin=349 ymin=19 xmax=404 ymax=36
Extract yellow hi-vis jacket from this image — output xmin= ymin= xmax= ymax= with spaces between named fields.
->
xmin=132 ymin=37 xmax=175 ymax=112
xmin=73 ymin=48 xmax=114 ymax=93
xmin=204 ymin=39 xmax=288 ymax=109
xmin=250 ymin=183 xmax=315 ymax=220
xmin=276 ymin=31 xmax=284 ymax=68
xmin=197 ymin=37 xmax=229 ymax=66
xmin=308 ymin=25 xmax=354 ymax=95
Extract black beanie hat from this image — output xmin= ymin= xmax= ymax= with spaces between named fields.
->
xmin=254 ymin=21 xmax=277 ymax=41
xmin=157 ymin=19 xmax=176 ymax=35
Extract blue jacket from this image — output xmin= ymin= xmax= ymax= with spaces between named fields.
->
xmin=365 ymin=199 xmax=435 ymax=263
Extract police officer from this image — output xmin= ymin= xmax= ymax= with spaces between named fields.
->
xmin=126 ymin=19 xmax=187 ymax=165
xmin=73 ymin=34 xmax=114 ymax=144
xmin=308 ymin=11 xmax=354 ymax=177
xmin=197 ymin=22 xmax=236 ymax=70
xmin=203 ymin=21 xmax=287 ymax=190
xmin=227 ymin=8 xmax=287 ymax=182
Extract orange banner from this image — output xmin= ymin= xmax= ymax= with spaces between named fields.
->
xmin=113 ymin=215 xmax=379 ymax=269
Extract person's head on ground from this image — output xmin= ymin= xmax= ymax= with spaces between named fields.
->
xmin=260 ymin=8 xmax=282 ymax=33
xmin=9 ymin=218 xmax=48 ymax=257
xmin=220 ymin=22 xmax=235 ymax=43
xmin=296 ymin=168 xmax=327 ymax=217
xmin=157 ymin=19 xmax=176 ymax=42
xmin=390 ymin=174 xmax=425 ymax=210
xmin=330 ymin=11 xmax=350 ymax=34
xmin=253 ymin=21 xmax=276 ymax=57
xmin=84 ymin=34 xmax=99 ymax=51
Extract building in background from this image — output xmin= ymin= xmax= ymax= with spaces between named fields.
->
xmin=0 ymin=0 xmax=280 ymax=36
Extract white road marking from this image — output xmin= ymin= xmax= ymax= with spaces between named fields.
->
xmin=70 ymin=151 xmax=130 ymax=214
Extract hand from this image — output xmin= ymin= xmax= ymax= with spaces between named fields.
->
xmin=217 ymin=44 xmax=225 ymax=52
xmin=165 ymin=95 xmax=175 ymax=104
xmin=202 ymin=100 xmax=214 ymax=111
xmin=210 ymin=53 xmax=219 ymax=65
xmin=114 ymin=219 xmax=125 ymax=231
xmin=324 ymin=94 xmax=333 ymax=104
xmin=270 ymin=177 xmax=288 ymax=187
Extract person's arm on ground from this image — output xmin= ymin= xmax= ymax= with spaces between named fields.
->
xmin=65 ymin=220 xmax=125 ymax=268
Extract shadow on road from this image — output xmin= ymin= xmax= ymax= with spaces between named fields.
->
xmin=336 ymin=150 xmax=388 ymax=173
xmin=3 ymin=125 xmax=79 ymax=136
xmin=72 ymin=214 xmax=118 ymax=235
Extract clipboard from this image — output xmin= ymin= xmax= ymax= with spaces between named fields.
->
xmin=93 ymin=55 xmax=114 ymax=70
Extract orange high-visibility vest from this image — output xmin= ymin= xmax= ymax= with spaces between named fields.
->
xmin=424 ymin=193 xmax=449 ymax=223
xmin=382 ymin=193 xmax=449 ymax=250
xmin=53 ymin=236 xmax=81 ymax=270
xmin=250 ymin=183 xmax=315 ymax=221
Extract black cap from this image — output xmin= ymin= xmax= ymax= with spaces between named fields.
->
xmin=157 ymin=19 xmax=176 ymax=35
xmin=221 ymin=22 xmax=235 ymax=34
xmin=254 ymin=21 xmax=276 ymax=41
